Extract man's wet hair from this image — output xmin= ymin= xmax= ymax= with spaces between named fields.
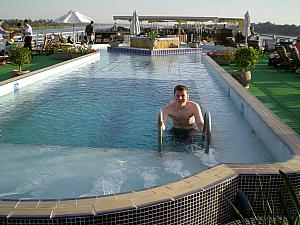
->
xmin=174 ymin=84 xmax=189 ymax=95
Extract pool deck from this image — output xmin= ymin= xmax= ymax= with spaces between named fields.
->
xmin=0 ymin=51 xmax=100 ymax=97
xmin=223 ymin=55 xmax=300 ymax=135
xmin=0 ymin=48 xmax=300 ymax=224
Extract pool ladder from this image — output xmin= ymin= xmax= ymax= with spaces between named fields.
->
xmin=158 ymin=110 xmax=212 ymax=154
xmin=203 ymin=111 xmax=212 ymax=154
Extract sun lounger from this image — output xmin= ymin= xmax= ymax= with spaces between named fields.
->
xmin=32 ymin=37 xmax=53 ymax=55
xmin=0 ymin=55 xmax=9 ymax=66
xmin=274 ymin=44 xmax=293 ymax=70
xmin=286 ymin=45 xmax=300 ymax=72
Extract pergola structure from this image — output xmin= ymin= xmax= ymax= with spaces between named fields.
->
xmin=113 ymin=15 xmax=244 ymax=30
xmin=113 ymin=15 xmax=218 ymax=23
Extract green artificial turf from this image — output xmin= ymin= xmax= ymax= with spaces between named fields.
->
xmin=223 ymin=56 xmax=300 ymax=135
xmin=0 ymin=54 xmax=65 ymax=82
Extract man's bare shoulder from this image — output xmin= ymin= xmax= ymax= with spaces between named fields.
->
xmin=187 ymin=101 xmax=200 ymax=107
xmin=163 ymin=102 xmax=176 ymax=111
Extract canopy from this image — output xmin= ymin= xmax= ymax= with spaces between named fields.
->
xmin=242 ymin=11 xmax=251 ymax=46
xmin=54 ymin=10 xmax=93 ymax=43
xmin=54 ymin=10 xmax=93 ymax=24
xmin=130 ymin=10 xmax=140 ymax=36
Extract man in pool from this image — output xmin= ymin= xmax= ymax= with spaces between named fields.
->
xmin=158 ymin=84 xmax=204 ymax=141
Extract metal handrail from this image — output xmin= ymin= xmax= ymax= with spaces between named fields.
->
xmin=203 ymin=111 xmax=212 ymax=153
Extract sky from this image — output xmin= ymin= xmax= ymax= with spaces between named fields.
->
xmin=1 ymin=0 xmax=300 ymax=25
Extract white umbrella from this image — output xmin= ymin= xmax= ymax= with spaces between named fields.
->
xmin=242 ymin=11 xmax=251 ymax=47
xmin=54 ymin=10 xmax=93 ymax=42
xmin=130 ymin=10 xmax=140 ymax=36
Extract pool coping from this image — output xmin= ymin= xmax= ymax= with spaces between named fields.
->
xmin=0 ymin=52 xmax=299 ymax=222
xmin=0 ymin=52 xmax=100 ymax=97
xmin=204 ymin=54 xmax=300 ymax=157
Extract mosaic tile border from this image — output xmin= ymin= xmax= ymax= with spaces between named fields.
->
xmin=1 ymin=164 xmax=299 ymax=224
xmin=107 ymin=46 xmax=201 ymax=55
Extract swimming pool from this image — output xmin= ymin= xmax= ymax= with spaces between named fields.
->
xmin=0 ymin=47 xmax=287 ymax=200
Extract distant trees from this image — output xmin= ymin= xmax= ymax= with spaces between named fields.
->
xmin=253 ymin=21 xmax=300 ymax=37
xmin=2 ymin=18 xmax=300 ymax=37
xmin=2 ymin=19 xmax=69 ymax=30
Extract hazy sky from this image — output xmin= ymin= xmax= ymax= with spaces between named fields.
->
xmin=1 ymin=0 xmax=299 ymax=25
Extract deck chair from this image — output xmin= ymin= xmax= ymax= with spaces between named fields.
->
xmin=51 ymin=34 xmax=63 ymax=50
xmin=32 ymin=37 xmax=47 ymax=55
xmin=43 ymin=39 xmax=54 ymax=55
xmin=32 ymin=37 xmax=53 ymax=55
xmin=225 ymin=37 xmax=236 ymax=47
xmin=274 ymin=45 xmax=293 ymax=70
xmin=286 ymin=45 xmax=300 ymax=71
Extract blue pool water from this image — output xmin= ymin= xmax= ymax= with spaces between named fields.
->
xmin=0 ymin=47 xmax=278 ymax=199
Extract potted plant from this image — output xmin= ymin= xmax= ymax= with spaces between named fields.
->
xmin=70 ymin=45 xmax=95 ymax=58
xmin=232 ymin=46 xmax=259 ymax=88
xmin=147 ymin=32 xmax=159 ymax=50
xmin=10 ymin=46 xmax=32 ymax=75
xmin=109 ymin=36 xmax=122 ymax=47
xmin=53 ymin=45 xmax=95 ymax=60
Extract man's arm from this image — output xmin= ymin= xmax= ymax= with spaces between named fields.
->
xmin=0 ymin=27 xmax=11 ymax=34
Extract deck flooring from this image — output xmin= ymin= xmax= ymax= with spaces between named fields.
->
xmin=223 ymin=55 xmax=300 ymax=135
xmin=0 ymin=54 xmax=65 ymax=82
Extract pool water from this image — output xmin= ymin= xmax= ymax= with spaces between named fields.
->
xmin=0 ymin=47 xmax=277 ymax=199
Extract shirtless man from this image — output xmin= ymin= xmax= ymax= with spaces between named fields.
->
xmin=158 ymin=84 xmax=204 ymax=135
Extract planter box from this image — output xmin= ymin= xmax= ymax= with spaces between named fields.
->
xmin=53 ymin=52 xmax=71 ymax=60
xmin=53 ymin=53 xmax=84 ymax=60
xmin=70 ymin=53 xmax=85 ymax=59
xmin=188 ymin=42 xmax=200 ymax=48
xmin=213 ymin=56 xmax=230 ymax=65
xmin=109 ymin=41 xmax=120 ymax=47
xmin=130 ymin=37 xmax=180 ymax=49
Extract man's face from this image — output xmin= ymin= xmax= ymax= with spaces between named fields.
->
xmin=174 ymin=90 xmax=189 ymax=107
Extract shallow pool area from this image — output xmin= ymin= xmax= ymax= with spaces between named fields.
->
xmin=0 ymin=47 xmax=289 ymax=200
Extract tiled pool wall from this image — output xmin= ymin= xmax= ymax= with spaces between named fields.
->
xmin=0 ymin=52 xmax=299 ymax=225
xmin=0 ymin=52 xmax=100 ymax=97
xmin=205 ymin=54 xmax=300 ymax=217
xmin=0 ymin=165 xmax=239 ymax=224
xmin=1 ymin=164 xmax=299 ymax=224
xmin=204 ymin=55 xmax=296 ymax=161
xmin=107 ymin=46 xmax=201 ymax=55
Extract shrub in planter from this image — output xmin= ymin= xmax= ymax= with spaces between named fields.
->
xmin=10 ymin=46 xmax=32 ymax=75
xmin=232 ymin=46 xmax=259 ymax=88
xmin=233 ymin=46 xmax=259 ymax=72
